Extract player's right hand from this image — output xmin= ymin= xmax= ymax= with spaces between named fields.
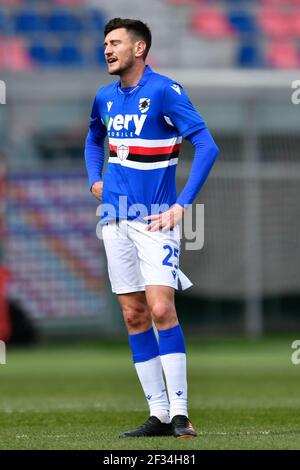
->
xmin=91 ymin=181 xmax=103 ymax=201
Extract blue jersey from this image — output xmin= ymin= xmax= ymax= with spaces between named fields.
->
xmin=87 ymin=65 xmax=206 ymax=222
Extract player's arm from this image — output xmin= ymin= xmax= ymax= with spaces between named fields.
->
xmin=145 ymin=128 xmax=219 ymax=231
xmin=145 ymin=83 xmax=219 ymax=231
xmin=176 ymin=127 xmax=219 ymax=208
xmin=84 ymin=95 xmax=107 ymax=201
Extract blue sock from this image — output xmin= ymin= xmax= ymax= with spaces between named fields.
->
xmin=158 ymin=324 xmax=188 ymax=419
xmin=158 ymin=324 xmax=186 ymax=356
xmin=128 ymin=327 xmax=170 ymax=421
xmin=128 ymin=326 xmax=159 ymax=363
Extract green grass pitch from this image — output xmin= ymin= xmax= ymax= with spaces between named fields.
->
xmin=0 ymin=337 xmax=300 ymax=450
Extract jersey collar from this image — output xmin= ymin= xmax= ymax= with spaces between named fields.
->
xmin=117 ymin=65 xmax=153 ymax=91
xmin=138 ymin=65 xmax=153 ymax=86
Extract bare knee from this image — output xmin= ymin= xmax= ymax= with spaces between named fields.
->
xmin=118 ymin=294 xmax=152 ymax=333
xmin=122 ymin=304 xmax=150 ymax=331
xmin=151 ymin=302 xmax=178 ymax=329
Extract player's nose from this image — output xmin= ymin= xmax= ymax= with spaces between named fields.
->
xmin=104 ymin=44 xmax=113 ymax=56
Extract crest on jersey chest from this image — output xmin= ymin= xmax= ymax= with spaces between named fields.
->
xmin=117 ymin=144 xmax=130 ymax=161
xmin=139 ymin=98 xmax=151 ymax=114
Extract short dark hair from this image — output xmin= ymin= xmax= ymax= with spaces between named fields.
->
xmin=104 ymin=18 xmax=152 ymax=60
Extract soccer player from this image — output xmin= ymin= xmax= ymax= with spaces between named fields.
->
xmin=85 ymin=18 xmax=219 ymax=438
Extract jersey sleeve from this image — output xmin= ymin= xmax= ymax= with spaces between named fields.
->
xmin=84 ymin=92 xmax=107 ymax=189
xmin=162 ymin=82 xmax=206 ymax=138
xmin=88 ymin=94 xmax=107 ymax=142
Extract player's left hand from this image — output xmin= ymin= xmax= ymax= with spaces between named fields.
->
xmin=144 ymin=203 xmax=186 ymax=232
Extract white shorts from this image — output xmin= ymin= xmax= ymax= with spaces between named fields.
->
xmin=101 ymin=220 xmax=192 ymax=294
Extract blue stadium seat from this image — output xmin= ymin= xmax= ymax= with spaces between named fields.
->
xmin=0 ymin=11 xmax=6 ymax=33
xmin=94 ymin=45 xmax=106 ymax=67
xmin=229 ymin=12 xmax=256 ymax=34
xmin=29 ymin=44 xmax=54 ymax=65
xmin=48 ymin=9 xmax=83 ymax=32
xmin=238 ymin=42 xmax=261 ymax=68
xmin=57 ymin=44 xmax=83 ymax=65
xmin=87 ymin=9 xmax=105 ymax=32
xmin=14 ymin=9 xmax=46 ymax=33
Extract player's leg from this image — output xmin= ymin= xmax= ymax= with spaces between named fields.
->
xmin=101 ymin=222 xmax=170 ymax=436
xmin=126 ymin=221 xmax=196 ymax=437
xmin=145 ymin=285 xmax=196 ymax=437
xmin=148 ymin=287 xmax=197 ymax=439
xmin=117 ymin=291 xmax=171 ymax=437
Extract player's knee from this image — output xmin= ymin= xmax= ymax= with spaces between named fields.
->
xmin=150 ymin=302 xmax=177 ymax=327
xmin=122 ymin=305 xmax=150 ymax=331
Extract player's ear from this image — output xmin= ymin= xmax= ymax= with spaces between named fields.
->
xmin=135 ymin=40 xmax=146 ymax=59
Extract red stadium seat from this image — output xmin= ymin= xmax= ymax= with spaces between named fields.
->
xmin=292 ymin=9 xmax=300 ymax=37
xmin=0 ymin=38 xmax=33 ymax=71
xmin=0 ymin=0 xmax=21 ymax=4
xmin=191 ymin=6 xmax=235 ymax=39
xmin=266 ymin=40 xmax=300 ymax=68
xmin=261 ymin=0 xmax=290 ymax=5
xmin=257 ymin=8 xmax=291 ymax=38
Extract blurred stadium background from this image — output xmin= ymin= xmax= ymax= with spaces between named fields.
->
xmin=0 ymin=0 xmax=300 ymax=344
xmin=1 ymin=0 xmax=300 ymax=453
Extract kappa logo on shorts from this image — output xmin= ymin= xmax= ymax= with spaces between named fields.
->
xmin=117 ymin=144 xmax=130 ymax=161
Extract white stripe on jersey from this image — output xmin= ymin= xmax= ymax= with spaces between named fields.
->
xmin=109 ymin=136 xmax=182 ymax=148
xmin=164 ymin=116 xmax=175 ymax=127
xmin=108 ymin=157 xmax=179 ymax=170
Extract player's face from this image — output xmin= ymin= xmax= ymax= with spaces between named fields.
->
xmin=104 ymin=28 xmax=137 ymax=75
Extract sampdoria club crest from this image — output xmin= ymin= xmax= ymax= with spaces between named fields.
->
xmin=139 ymin=98 xmax=151 ymax=113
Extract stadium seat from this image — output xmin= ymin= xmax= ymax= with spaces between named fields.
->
xmin=94 ymin=45 xmax=107 ymax=67
xmin=229 ymin=12 xmax=256 ymax=35
xmin=0 ymin=11 xmax=6 ymax=33
xmin=292 ymin=9 xmax=300 ymax=37
xmin=87 ymin=9 xmax=105 ymax=33
xmin=257 ymin=9 xmax=291 ymax=38
xmin=191 ymin=6 xmax=235 ymax=39
xmin=261 ymin=0 xmax=284 ymax=4
xmin=0 ymin=0 xmax=21 ymax=4
xmin=266 ymin=40 xmax=300 ymax=68
xmin=29 ymin=44 xmax=54 ymax=66
xmin=0 ymin=38 xmax=6 ymax=69
xmin=48 ymin=9 xmax=83 ymax=33
xmin=0 ymin=38 xmax=33 ymax=71
xmin=261 ymin=0 xmax=291 ymax=5
xmin=57 ymin=44 xmax=83 ymax=66
xmin=238 ymin=42 xmax=261 ymax=68
xmin=14 ymin=9 xmax=47 ymax=33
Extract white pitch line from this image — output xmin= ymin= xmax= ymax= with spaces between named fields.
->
xmin=197 ymin=431 xmax=271 ymax=436
xmin=16 ymin=434 xmax=68 ymax=439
